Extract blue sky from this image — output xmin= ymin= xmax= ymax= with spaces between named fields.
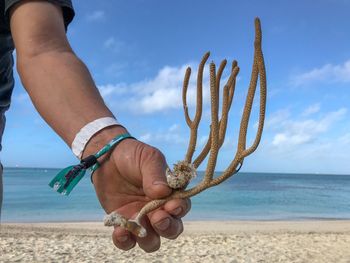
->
xmin=2 ymin=0 xmax=350 ymax=174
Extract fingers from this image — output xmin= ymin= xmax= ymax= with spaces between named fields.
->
xmin=148 ymin=198 xmax=190 ymax=239
xmin=112 ymin=214 xmax=161 ymax=253
xmin=112 ymin=226 xmax=136 ymax=251
xmin=111 ymin=198 xmax=191 ymax=252
xmin=135 ymin=216 xmax=161 ymax=253
xmin=149 ymin=209 xmax=184 ymax=239
xmin=164 ymin=198 xmax=191 ymax=218
xmin=140 ymin=145 xmax=172 ymax=199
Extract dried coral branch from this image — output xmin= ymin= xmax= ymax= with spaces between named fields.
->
xmin=182 ymin=67 xmax=192 ymax=127
xmin=104 ymin=17 xmax=267 ymax=237
xmin=183 ymin=52 xmax=210 ymax=164
xmin=203 ymin=62 xmax=219 ymax=182
xmin=209 ymin=17 xmax=266 ymax=185
xmin=192 ymin=64 xmax=239 ymax=169
xmin=216 ymin=59 xmax=227 ymax=105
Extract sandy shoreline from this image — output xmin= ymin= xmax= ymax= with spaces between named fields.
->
xmin=1 ymin=220 xmax=350 ymax=262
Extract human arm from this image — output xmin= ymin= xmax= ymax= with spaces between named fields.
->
xmin=9 ymin=1 xmax=190 ymax=252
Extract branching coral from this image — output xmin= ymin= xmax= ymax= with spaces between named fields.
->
xmin=104 ymin=17 xmax=267 ymax=237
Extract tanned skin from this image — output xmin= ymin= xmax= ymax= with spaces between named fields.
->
xmin=9 ymin=1 xmax=190 ymax=252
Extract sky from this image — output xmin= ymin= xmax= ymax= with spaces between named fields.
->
xmin=2 ymin=0 xmax=350 ymax=174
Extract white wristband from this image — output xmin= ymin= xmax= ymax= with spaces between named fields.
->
xmin=71 ymin=117 xmax=120 ymax=159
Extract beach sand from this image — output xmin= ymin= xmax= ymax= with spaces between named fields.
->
xmin=1 ymin=220 xmax=350 ymax=263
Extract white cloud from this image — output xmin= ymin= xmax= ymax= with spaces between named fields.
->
xmin=270 ymin=107 xmax=347 ymax=147
xmin=98 ymin=63 xmax=212 ymax=114
xmin=264 ymin=109 xmax=290 ymax=129
xmin=98 ymin=84 xmax=128 ymax=97
xmin=292 ymin=60 xmax=350 ymax=87
xmin=86 ymin=10 xmax=105 ymax=21
xmin=271 ymin=133 xmax=287 ymax=146
xmin=339 ymin=133 xmax=350 ymax=145
xmin=272 ymin=132 xmax=311 ymax=146
xmin=98 ymin=55 xmax=243 ymax=115
xmin=103 ymin=63 xmax=128 ymax=78
xmin=104 ymin=37 xmax=115 ymax=48
xmin=138 ymin=87 xmax=182 ymax=113
xmin=302 ymin=103 xmax=321 ymax=117
xmin=103 ymin=37 xmax=124 ymax=53
xmin=155 ymin=132 xmax=186 ymax=144
xmin=169 ymin=124 xmax=179 ymax=132
xmin=249 ymin=105 xmax=350 ymax=174
xmin=139 ymin=133 xmax=151 ymax=143
xmin=139 ymin=124 xmax=186 ymax=145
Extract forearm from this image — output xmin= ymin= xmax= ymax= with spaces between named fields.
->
xmin=17 ymin=50 xmax=116 ymax=145
xmin=10 ymin=1 xmax=126 ymax=156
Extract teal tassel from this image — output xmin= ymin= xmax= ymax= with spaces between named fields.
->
xmin=49 ymin=165 xmax=86 ymax=196
xmin=49 ymin=133 xmax=135 ymax=196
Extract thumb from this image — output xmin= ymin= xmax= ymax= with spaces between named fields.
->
xmin=140 ymin=145 xmax=172 ymax=199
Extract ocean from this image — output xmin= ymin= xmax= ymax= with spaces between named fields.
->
xmin=1 ymin=167 xmax=350 ymax=222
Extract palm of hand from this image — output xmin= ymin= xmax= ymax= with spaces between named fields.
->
xmin=92 ymin=139 xmax=190 ymax=252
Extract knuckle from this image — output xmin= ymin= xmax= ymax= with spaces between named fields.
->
xmin=144 ymin=145 xmax=165 ymax=162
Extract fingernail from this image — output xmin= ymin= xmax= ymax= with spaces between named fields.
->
xmin=153 ymin=180 xmax=168 ymax=186
xmin=155 ymin=218 xmax=170 ymax=231
xmin=171 ymin=207 xmax=183 ymax=216
xmin=117 ymin=235 xmax=129 ymax=243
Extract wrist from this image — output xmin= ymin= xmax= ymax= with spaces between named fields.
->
xmin=81 ymin=125 xmax=128 ymax=159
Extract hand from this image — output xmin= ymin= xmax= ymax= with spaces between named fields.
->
xmin=83 ymin=126 xmax=191 ymax=252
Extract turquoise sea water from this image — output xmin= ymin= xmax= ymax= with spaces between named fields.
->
xmin=1 ymin=167 xmax=350 ymax=222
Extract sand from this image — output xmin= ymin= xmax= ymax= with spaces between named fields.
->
xmin=1 ymin=220 xmax=350 ymax=263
